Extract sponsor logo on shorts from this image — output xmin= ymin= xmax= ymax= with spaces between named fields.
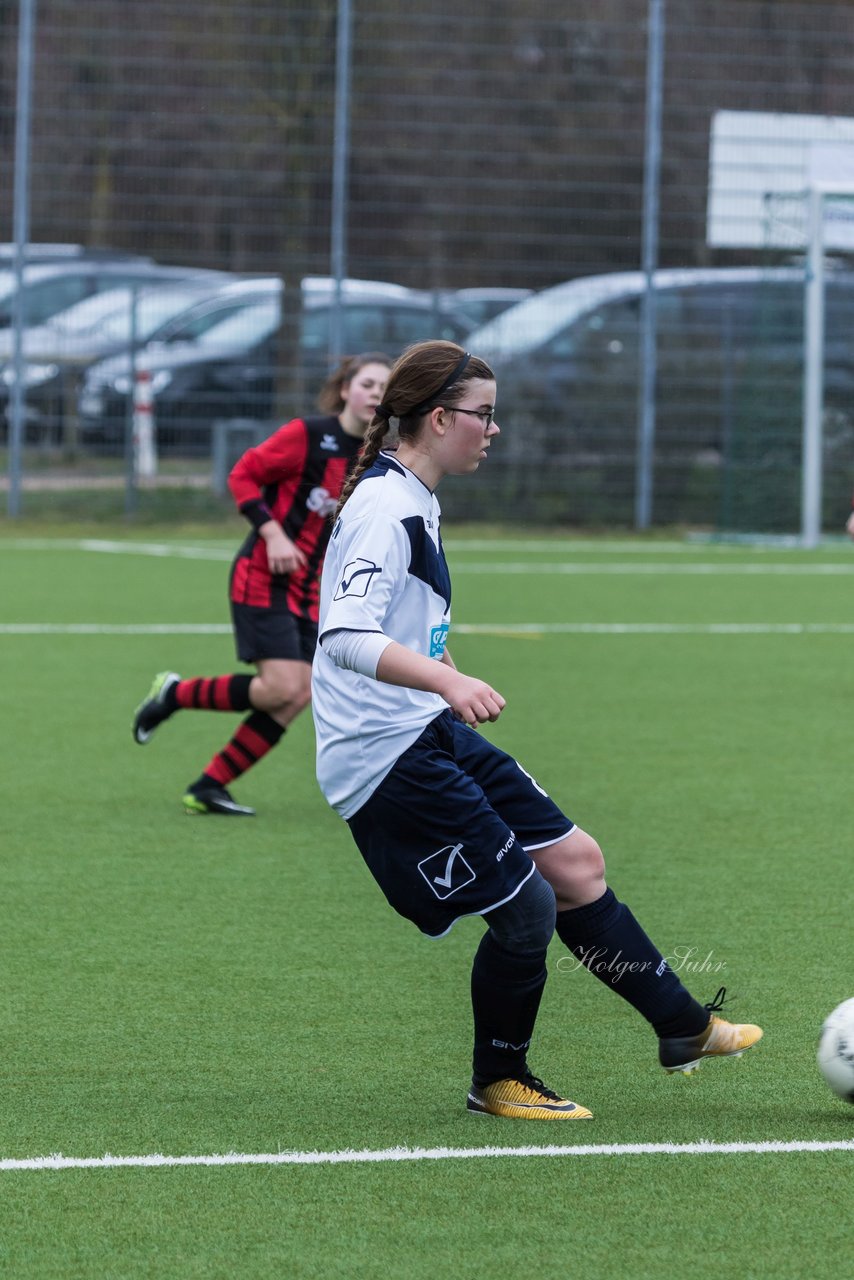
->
xmin=418 ymin=842 xmax=476 ymax=900
xmin=429 ymin=623 xmax=449 ymax=658
xmin=495 ymin=833 xmax=516 ymax=862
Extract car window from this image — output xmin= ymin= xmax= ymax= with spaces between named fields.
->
xmin=45 ymin=289 xmax=136 ymax=337
xmin=544 ymin=295 xmax=645 ymax=360
xmin=300 ymin=306 xmax=329 ymax=352
xmin=341 ymin=306 xmax=387 ymax=349
xmin=387 ymin=306 xmax=467 ymax=345
xmin=91 ymin=271 xmax=160 ymax=295
xmin=192 ymin=299 xmax=280 ymax=348
xmin=94 ymin=287 xmax=217 ymax=343
xmin=826 ymin=281 xmax=854 ymax=348
xmin=0 ymin=274 xmax=94 ymax=326
xmin=159 ymin=299 xmax=261 ymax=344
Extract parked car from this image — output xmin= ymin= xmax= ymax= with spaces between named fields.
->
xmin=0 ymin=243 xmax=152 ymax=266
xmin=299 ymin=276 xmax=471 ymax=391
xmin=464 ymin=265 xmax=854 ymax=523
xmin=0 ymin=277 xmax=240 ymax=441
xmin=78 ymin=275 xmax=472 ymax=454
xmin=438 ymin=286 xmax=534 ymax=328
xmin=0 ymin=259 xmax=229 ymax=330
xmin=78 ymin=284 xmax=283 ymax=453
xmin=468 ymin=265 xmax=854 ymax=446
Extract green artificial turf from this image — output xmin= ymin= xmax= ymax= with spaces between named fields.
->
xmin=1 ymin=526 xmax=852 ymax=1277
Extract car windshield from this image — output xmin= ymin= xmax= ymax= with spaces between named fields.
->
xmin=43 ymin=290 xmax=135 ymax=336
xmin=94 ymin=287 xmax=217 ymax=342
xmin=469 ymin=274 xmax=646 ymax=356
xmin=189 ymin=299 xmax=280 ymax=348
xmin=0 ymin=262 xmax=88 ymax=306
xmin=468 ymin=267 xmax=810 ymax=358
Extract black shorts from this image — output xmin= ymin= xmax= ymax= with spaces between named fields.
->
xmin=346 ymin=710 xmax=575 ymax=938
xmin=230 ymin=601 xmax=318 ymax=665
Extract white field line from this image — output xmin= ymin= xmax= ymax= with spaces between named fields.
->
xmin=4 ymin=622 xmax=854 ymax=637
xmin=3 ymin=538 xmax=854 ymax=574
xmin=2 ymin=1140 xmax=853 ymax=1172
xmin=0 ymin=538 xmax=234 ymax=561
xmin=454 ymin=562 xmax=854 ymax=575
xmin=0 ymin=537 xmax=701 ymax=556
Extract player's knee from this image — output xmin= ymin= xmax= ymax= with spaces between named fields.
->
xmin=534 ymin=829 xmax=606 ymax=907
xmin=486 ymin=869 xmax=556 ymax=955
xmin=258 ymin=672 xmax=309 ymax=712
xmin=575 ymin=830 xmax=606 ymax=882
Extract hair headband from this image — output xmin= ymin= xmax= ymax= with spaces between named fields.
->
xmin=412 ymin=351 xmax=472 ymax=417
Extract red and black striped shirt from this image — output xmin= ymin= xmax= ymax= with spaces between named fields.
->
xmin=228 ymin=414 xmax=362 ymax=621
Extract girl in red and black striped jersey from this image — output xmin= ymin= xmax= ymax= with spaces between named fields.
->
xmin=132 ymin=352 xmax=391 ymax=815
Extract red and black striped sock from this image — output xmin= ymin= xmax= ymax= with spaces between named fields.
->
xmin=172 ymin=675 xmax=254 ymax=712
xmin=200 ymin=711 xmax=285 ymax=787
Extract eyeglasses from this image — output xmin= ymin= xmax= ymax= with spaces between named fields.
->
xmin=452 ymin=406 xmax=496 ymax=427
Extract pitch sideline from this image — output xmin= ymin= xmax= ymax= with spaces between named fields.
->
xmin=4 ymin=622 xmax=854 ymax=637
xmin=2 ymin=1140 xmax=853 ymax=1172
xmin=3 ymin=537 xmax=854 ymax=575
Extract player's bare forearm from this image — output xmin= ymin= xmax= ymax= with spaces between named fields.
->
xmin=375 ymin=641 xmax=504 ymax=727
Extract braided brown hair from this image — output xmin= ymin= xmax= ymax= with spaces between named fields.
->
xmin=335 ymin=340 xmax=494 ymax=516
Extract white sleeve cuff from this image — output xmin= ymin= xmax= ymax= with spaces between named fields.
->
xmin=319 ymin=628 xmax=393 ymax=678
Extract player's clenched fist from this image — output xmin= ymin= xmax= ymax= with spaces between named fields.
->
xmin=444 ymin=672 xmax=506 ymax=727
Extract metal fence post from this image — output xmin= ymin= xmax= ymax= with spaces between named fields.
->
xmin=7 ymin=0 xmax=37 ymax=519
xmin=801 ymin=188 xmax=825 ymax=549
xmin=328 ymin=0 xmax=353 ymax=369
xmin=635 ymin=0 xmax=665 ymax=530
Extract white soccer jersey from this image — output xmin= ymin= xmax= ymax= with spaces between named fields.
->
xmin=312 ymin=452 xmax=451 ymax=818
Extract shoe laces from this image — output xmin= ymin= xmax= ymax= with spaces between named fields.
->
xmin=518 ymin=1071 xmax=561 ymax=1101
xmin=704 ymin=986 xmax=728 ymax=1015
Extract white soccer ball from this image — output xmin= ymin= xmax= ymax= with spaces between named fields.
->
xmin=817 ymin=998 xmax=854 ymax=1103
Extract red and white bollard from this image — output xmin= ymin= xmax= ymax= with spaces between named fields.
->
xmin=133 ymin=368 xmax=158 ymax=480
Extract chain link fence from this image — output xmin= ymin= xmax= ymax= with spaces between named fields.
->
xmin=2 ymin=0 xmax=854 ymax=529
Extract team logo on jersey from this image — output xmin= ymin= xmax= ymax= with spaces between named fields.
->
xmin=429 ymin=623 xmax=449 ymax=658
xmin=320 ymin=433 xmax=340 ymax=452
xmin=306 ymin=485 xmax=337 ymax=517
xmin=418 ymin=842 xmax=476 ymax=900
xmin=333 ymin=558 xmax=382 ymax=599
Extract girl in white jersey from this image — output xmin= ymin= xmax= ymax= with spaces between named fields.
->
xmin=313 ymin=340 xmax=762 ymax=1120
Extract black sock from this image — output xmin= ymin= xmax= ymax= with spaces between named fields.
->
xmin=555 ymin=888 xmax=708 ymax=1038
xmin=471 ymin=930 xmax=548 ymax=1086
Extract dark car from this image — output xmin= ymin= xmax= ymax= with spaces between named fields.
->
xmin=78 ymin=283 xmax=283 ymax=453
xmin=299 ymin=276 xmax=471 ymax=393
xmin=437 ymin=286 xmax=534 ymax=328
xmin=78 ymin=275 xmax=471 ymax=454
xmin=0 ymin=277 xmax=240 ymax=443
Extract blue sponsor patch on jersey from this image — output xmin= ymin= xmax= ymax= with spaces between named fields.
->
xmin=430 ymin=623 xmax=449 ymax=658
